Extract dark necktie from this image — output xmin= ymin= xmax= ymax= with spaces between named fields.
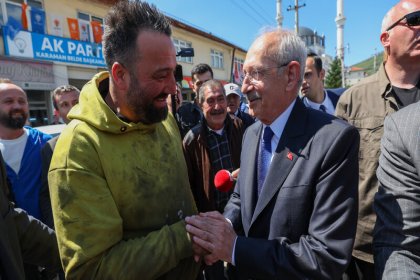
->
xmin=258 ymin=126 xmax=274 ymax=196
xmin=319 ymin=104 xmax=326 ymax=112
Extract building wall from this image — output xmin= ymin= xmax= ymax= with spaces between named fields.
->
xmin=346 ymin=70 xmax=366 ymax=87
xmin=0 ymin=0 xmax=247 ymax=123
xmin=44 ymin=0 xmax=109 ymax=37
xmin=172 ymin=25 xmax=246 ymax=83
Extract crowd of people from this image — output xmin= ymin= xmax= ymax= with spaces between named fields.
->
xmin=0 ymin=0 xmax=419 ymax=279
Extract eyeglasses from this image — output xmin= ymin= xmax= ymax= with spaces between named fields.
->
xmin=386 ymin=10 xmax=420 ymax=31
xmin=241 ymin=62 xmax=290 ymax=82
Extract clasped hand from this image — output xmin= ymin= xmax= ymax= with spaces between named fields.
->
xmin=185 ymin=211 xmax=237 ymax=266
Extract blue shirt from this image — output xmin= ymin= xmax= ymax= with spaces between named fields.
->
xmin=5 ymin=126 xmax=51 ymax=219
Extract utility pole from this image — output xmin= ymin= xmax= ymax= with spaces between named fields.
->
xmin=373 ymin=47 xmax=377 ymax=72
xmin=287 ymin=0 xmax=306 ymax=34
xmin=276 ymin=0 xmax=283 ymax=28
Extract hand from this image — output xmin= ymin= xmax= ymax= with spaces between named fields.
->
xmin=185 ymin=211 xmax=237 ymax=265
xmin=188 ymin=232 xmax=209 ymax=263
xmin=231 ymin=168 xmax=240 ymax=180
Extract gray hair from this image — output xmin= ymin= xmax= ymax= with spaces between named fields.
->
xmin=264 ymin=29 xmax=307 ymax=89
xmin=198 ymin=80 xmax=225 ymax=104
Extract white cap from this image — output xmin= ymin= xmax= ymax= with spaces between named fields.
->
xmin=224 ymin=83 xmax=242 ymax=97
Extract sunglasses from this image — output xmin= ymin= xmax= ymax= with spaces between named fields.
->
xmin=386 ymin=10 xmax=420 ymax=31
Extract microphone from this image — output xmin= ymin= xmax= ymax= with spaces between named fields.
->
xmin=214 ymin=169 xmax=238 ymax=192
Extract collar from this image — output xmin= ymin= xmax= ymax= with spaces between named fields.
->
xmin=207 ymin=126 xmax=225 ymax=136
xmin=263 ymin=99 xmax=296 ymax=141
xmin=304 ymin=90 xmax=329 ymax=107
xmin=378 ymin=63 xmax=393 ymax=99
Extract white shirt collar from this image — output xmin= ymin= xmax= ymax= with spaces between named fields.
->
xmin=304 ymin=90 xmax=335 ymax=114
xmin=207 ymin=125 xmax=225 ymax=135
xmin=261 ymin=99 xmax=296 ymax=158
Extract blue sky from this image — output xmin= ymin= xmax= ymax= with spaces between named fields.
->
xmin=144 ymin=0 xmax=399 ymax=66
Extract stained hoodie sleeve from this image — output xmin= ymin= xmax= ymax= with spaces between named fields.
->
xmin=48 ymin=124 xmax=199 ymax=280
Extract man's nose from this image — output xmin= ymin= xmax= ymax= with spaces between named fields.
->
xmin=241 ymin=83 xmax=254 ymax=96
xmin=12 ymin=101 xmax=23 ymax=109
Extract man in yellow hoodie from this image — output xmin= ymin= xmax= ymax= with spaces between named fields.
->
xmin=48 ymin=1 xmax=200 ymax=279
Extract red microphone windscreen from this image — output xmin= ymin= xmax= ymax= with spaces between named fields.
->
xmin=214 ymin=169 xmax=234 ymax=192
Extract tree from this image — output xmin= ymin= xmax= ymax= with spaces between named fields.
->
xmin=325 ymin=57 xmax=342 ymax=88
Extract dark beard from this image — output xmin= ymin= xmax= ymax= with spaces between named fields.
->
xmin=142 ymin=103 xmax=168 ymax=124
xmin=127 ymin=74 xmax=168 ymax=124
xmin=0 ymin=109 xmax=27 ymax=129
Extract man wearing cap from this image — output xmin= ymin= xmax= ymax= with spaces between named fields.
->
xmin=183 ymin=80 xmax=244 ymax=280
xmin=224 ymin=83 xmax=255 ymax=129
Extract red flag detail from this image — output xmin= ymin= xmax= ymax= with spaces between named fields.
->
xmin=91 ymin=21 xmax=103 ymax=43
xmin=233 ymin=62 xmax=239 ymax=83
xmin=21 ymin=3 xmax=28 ymax=30
xmin=67 ymin=18 xmax=80 ymax=40
xmin=287 ymin=151 xmax=293 ymax=161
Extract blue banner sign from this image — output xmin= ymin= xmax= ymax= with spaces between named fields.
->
xmin=2 ymin=25 xmax=105 ymax=67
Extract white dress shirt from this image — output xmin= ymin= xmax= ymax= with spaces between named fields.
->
xmin=303 ymin=90 xmax=335 ymax=115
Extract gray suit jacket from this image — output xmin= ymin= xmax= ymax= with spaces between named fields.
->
xmin=224 ymin=98 xmax=360 ymax=279
xmin=374 ymin=101 xmax=420 ymax=280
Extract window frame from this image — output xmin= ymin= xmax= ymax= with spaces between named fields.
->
xmin=210 ymin=49 xmax=224 ymax=69
xmin=172 ymin=37 xmax=193 ymax=64
xmin=77 ymin=11 xmax=104 ymax=43
xmin=0 ymin=0 xmax=43 ymax=28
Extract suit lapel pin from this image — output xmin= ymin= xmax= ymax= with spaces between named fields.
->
xmin=287 ymin=151 xmax=293 ymax=161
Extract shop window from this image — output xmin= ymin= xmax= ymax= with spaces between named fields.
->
xmin=27 ymin=90 xmax=50 ymax=127
xmin=211 ymin=49 xmax=224 ymax=69
xmin=0 ymin=0 xmax=43 ymax=30
xmin=173 ymin=38 xmax=193 ymax=63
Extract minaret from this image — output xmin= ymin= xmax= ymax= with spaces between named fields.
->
xmin=335 ymin=0 xmax=346 ymax=87
xmin=276 ymin=0 xmax=283 ymax=28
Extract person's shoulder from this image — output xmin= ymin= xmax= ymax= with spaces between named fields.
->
xmin=178 ymin=102 xmax=194 ymax=113
xmin=25 ymin=126 xmax=52 ymax=142
xmin=240 ymin=110 xmax=254 ymax=120
xmin=243 ymin=119 xmax=261 ymax=138
xmin=341 ymin=71 xmax=382 ymax=98
xmin=182 ymin=123 xmax=203 ymax=146
xmin=389 ymin=101 xmax=420 ymax=123
xmin=306 ymin=106 xmax=355 ymax=132
xmin=326 ymin=88 xmax=345 ymax=98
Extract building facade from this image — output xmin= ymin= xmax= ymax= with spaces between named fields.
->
xmin=0 ymin=0 xmax=246 ymax=125
xmin=298 ymin=26 xmax=333 ymax=75
xmin=345 ymin=66 xmax=367 ymax=87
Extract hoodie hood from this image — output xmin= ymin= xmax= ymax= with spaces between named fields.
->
xmin=68 ymin=71 xmax=159 ymax=134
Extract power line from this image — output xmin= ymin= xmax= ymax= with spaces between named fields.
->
xmin=229 ymin=0 xmax=266 ymax=26
xmin=247 ymin=0 xmax=274 ymax=20
xmin=242 ymin=0 xmax=274 ymax=25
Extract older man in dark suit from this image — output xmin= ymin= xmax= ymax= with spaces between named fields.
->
xmin=185 ymin=29 xmax=359 ymax=279
xmin=374 ymin=101 xmax=420 ymax=280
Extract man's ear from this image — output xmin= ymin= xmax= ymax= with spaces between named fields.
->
xmin=320 ymin=68 xmax=325 ymax=80
xmin=380 ymin=31 xmax=390 ymax=54
xmin=285 ymin=61 xmax=300 ymax=91
xmin=111 ymin=62 xmax=130 ymax=91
